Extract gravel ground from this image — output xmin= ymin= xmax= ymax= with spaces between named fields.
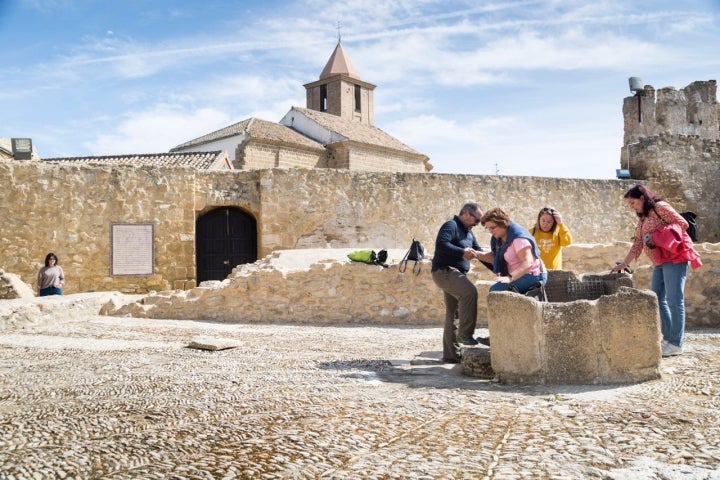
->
xmin=1 ymin=307 xmax=720 ymax=479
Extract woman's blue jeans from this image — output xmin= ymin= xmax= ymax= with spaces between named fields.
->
xmin=39 ymin=286 xmax=62 ymax=296
xmin=489 ymin=272 xmax=547 ymax=294
xmin=651 ymin=261 xmax=688 ymax=347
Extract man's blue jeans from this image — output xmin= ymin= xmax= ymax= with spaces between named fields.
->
xmin=651 ymin=261 xmax=689 ymax=347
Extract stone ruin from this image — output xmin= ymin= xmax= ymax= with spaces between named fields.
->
xmin=463 ymin=271 xmax=662 ymax=385
xmin=0 ymin=270 xmax=35 ymax=299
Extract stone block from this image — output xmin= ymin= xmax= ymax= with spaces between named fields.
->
xmin=487 ymin=285 xmax=661 ymax=385
xmin=0 ymin=271 xmax=35 ymax=299
xmin=460 ymin=347 xmax=494 ymax=379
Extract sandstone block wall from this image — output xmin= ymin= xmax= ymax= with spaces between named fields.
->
xmin=346 ymin=147 xmax=426 ymax=173
xmin=237 ymin=143 xmax=324 ymax=170
xmin=1 ymin=162 xmax=198 ymax=294
xmin=487 ymin=287 xmax=661 ymax=384
xmin=101 ymin=243 xmax=720 ymax=329
xmin=239 ymin=169 xmax=638 ymax=257
xmin=625 ymin=135 xmax=720 ymax=242
xmin=623 ymin=81 xmax=718 ymax=145
xmin=620 ymin=80 xmax=719 ymax=243
xmin=1 ymin=161 xmax=714 ymax=298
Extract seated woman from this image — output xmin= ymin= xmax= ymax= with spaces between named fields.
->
xmin=476 ymin=207 xmax=547 ymax=294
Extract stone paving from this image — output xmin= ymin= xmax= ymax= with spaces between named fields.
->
xmin=1 ymin=307 xmax=720 ymax=479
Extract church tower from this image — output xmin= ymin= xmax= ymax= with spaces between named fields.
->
xmin=304 ymin=42 xmax=376 ymax=125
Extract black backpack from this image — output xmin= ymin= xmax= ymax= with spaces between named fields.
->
xmin=399 ymin=239 xmax=425 ymax=275
xmin=680 ymin=211 xmax=698 ymax=242
xmin=348 ymin=249 xmax=389 ymax=268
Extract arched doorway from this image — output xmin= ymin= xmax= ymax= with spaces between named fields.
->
xmin=196 ymin=208 xmax=257 ymax=283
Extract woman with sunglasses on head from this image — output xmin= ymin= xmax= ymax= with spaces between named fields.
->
xmin=529 ymin=207 xmax=573 ymax=270
xmin=611 ymin=185 xmax=702 ymax=357
xmin=37 ymin=252 xmax=65 ymax=296
xmin=478 ymin=207 xmax=547 ymax=295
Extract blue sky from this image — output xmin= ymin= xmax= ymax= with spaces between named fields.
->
xmin=1 ymin=0 xmax=718 ymax=178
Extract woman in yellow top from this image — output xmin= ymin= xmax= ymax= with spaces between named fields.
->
xmin=529 ymin=207 xmax=573 ymax=269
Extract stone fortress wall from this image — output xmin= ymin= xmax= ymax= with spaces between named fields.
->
xmin=2 ymin=160 xmax=644 ymax=295
xmin=622 ymin=80 xmax=719 ymax=242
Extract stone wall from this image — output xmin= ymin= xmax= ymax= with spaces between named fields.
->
xmin=347 ymin=146 xmax=426 ymax=173
xmin=624 ymin=135 xmax=720 ymax=242
xmin=487 ymin=287 xmax=661 ymax=384
xmin=237 ymin=169 xmax=639 ymax=256
xmin=0 ymin=161 xmax=711 ymax=296
xmin=623 ymin=80 xmax=719 ymax=145
xmin=620 ymin=80 xmax=719 ymax=242
xmin=237 ymin=142 xmax=324 ymax=170
xmin=101 ymin=243 xmax=720 ymax=329
xmin=1 ymin=162 xmax=198 ymax=294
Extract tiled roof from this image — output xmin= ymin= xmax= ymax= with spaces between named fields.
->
xmin=289 ymin=106 xmax=427 ymax=157
xmin=319 ymin=42 xmax=361 ymax=80
xmin=171 ymin=119 xmax=252 ymax=150
xmin=170 ymin=117 xmax=323 ymax=152
xmin=245 ymin=118 xmax=324 ymax=150
xmin=42 ymin=151 xmax=230 ymax=170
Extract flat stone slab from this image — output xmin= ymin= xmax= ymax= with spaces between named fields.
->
xmin=187 ymin=337 xmax=241 ymax=351
xmin=411 ymin=350 xmax=445 ymax=365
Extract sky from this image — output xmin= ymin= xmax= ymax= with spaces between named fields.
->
xmin=1 ymin=0 xmax=719 ymax=179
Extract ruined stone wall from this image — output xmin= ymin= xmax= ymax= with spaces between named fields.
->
xmin=0 ymin=270 xmax=35 ymax=299
xmin=623 ymin=80 xmax=719 ymax=145
xmin=101 ymin=243 xmax=720 ymax=329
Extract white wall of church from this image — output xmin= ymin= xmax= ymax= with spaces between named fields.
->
xmin=280 ymin=111 xmax=345 ymax=144
xmin=175 ymin=137 xmax=243 ymax=162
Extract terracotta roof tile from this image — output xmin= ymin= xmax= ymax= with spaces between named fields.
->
xmin=245 ymin=118 xmax=324 ymax=150
xmin=42 ymin=151 xmax=230 ymax=170
xmin=170 ymin=117 xmax=323 ymax=152
xmin=289 ymin=106 xmax=426 ymax=157
xmin=170 ymin=120 xmax=252 ymax=150
xmin=319 ymin=42 xmax=361 ymax=80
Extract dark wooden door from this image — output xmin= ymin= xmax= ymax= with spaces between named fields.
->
xmin=196 ymin=208 xmax=257 ymax=283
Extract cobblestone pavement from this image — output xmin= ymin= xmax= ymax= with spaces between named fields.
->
xmin=1 ymin=313 xmax=720 ymax=479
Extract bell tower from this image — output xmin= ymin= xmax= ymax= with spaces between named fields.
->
xmin=304 ymin=41 xmax=376 ymax=125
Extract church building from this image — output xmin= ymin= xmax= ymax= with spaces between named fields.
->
xmin=170 ymin=42 xmax=431 ymax=173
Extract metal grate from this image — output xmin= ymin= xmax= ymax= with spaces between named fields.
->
xmin=545 ymin=278 xmax=606 ymax=302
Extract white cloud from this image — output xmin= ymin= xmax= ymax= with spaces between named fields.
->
xmin=84 ymin=106 xmax=231 ymax=154
xmin=3 ymin=0 xmax=717 ymax=178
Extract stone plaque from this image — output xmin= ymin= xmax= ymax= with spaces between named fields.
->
xmin=111 ymin=223 xmax=154 ymax=276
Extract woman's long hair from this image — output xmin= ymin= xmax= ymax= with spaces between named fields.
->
xmin=44 ymin=252 xmax=58 ymax=267
xmin=534 ymin=207 xmax=558 ymax=234
xmin=624 ymin=184 xmax=663 ymax=218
